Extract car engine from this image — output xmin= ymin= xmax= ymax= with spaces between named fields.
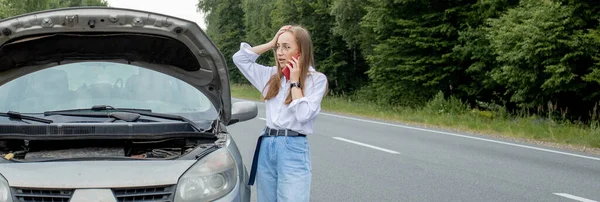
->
xmin=0 ymin=138 xmax=217 ymax=161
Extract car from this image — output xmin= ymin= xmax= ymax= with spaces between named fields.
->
xmin=0 ymin=6 xmax=257 ymax=202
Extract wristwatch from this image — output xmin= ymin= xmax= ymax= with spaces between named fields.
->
xmin=290 ymin=82 xmax=302 ymax=89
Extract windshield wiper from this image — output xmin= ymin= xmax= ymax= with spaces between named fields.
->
xmin=44 ymin=105 xmax=152 ymax=115
xmin=0 ymin=111 xmax=53 ymax=124
xmin=121 ymin=110 xmax=204 ymax=132
xmin=44 ymin=105 xmax=204 ymax=132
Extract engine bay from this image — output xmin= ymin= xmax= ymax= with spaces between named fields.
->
xmin=0 ymin=137 xmax=219 ymax=161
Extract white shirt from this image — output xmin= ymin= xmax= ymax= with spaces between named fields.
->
xmin=232 ymin=42 xmax=328 ymax=135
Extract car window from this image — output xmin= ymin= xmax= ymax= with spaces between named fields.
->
xmin=0 ymin=62 xmax=217 ymax=121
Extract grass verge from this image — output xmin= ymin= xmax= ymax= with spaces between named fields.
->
xmin=230 ymin=83 xmax=600 ymax=151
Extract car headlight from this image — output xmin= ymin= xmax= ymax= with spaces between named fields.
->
xmin=175 ymin=148 xmax=238 ymax=202
xmin=0 ymin=174 xmax=12 ymax=202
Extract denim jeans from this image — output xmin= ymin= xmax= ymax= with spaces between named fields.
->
xmin=256 ymin=133 xmax=312 ymax=202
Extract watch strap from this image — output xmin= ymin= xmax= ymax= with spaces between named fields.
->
xmin=290 ymin=82 xmax=302 ymax=89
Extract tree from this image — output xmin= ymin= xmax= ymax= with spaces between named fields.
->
xmin=449 ymin=0 xmax=519 ymax=106
xmin=198 ymin=0 xmax=247 ymax=84
xmin=0 ymin=0 xmax=108 ymax=19
xmin=361 ymin=0 xmax=477 ymax=106
xmin=57 ymin=0 xmax=108 ymax=7
xmin=486 ymin=0 xmax=600 ymax=120
xmin=329 ymin=0 xmax=371 ymax=93
xmin=241 ymin=0 xmax=276 ymax=66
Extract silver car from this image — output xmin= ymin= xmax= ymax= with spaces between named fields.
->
xmin=0 ymin=7 xmax=256 ymax=202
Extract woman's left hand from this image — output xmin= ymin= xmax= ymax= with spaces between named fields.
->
xmin=287 ymin=56 xmax=301 ymax=82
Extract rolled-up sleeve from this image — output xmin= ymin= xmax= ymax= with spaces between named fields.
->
xmin=287 ymin=73 xmax=328 ymax=123
xmin=232 ymin=42 xmax=275 ymax=92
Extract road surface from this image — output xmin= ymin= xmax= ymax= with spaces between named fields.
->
xmin=228 ymin=98 xmax=600 ymax=202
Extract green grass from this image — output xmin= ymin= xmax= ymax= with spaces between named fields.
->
xmin=231 ymin=84 xmax=600 ymax=149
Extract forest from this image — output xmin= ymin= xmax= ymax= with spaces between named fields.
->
xmin=197 ymin=0 xmax=600 ymax=126
xmin=3 ymin=0 xmax=600 ymax=130
xmin=0 ymin=0 xmax=108 ymax=19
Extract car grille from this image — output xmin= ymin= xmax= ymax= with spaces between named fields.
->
xmin=12 ymin=188 xmax=74 ymax=202
xmin=112 ymin=185 xmax=176 ymax=202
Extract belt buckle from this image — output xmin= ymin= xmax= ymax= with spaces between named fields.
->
xmin=265 ymin=128 xmax=289 ymax=136
xmin=267 ymin=129 xmax=274 ymax=136
xmin=267 ymin=128 xmax=278 ymax=136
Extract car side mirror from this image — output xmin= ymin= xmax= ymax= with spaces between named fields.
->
xmin=227 ymin=101 xmax=258 ymax=125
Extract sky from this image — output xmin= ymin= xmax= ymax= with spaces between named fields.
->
xmin=104 ymin=0 xmax=207 ymax=29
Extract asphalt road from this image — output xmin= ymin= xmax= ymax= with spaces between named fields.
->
xmin=228 ymin=98 xmax=600 ymax=202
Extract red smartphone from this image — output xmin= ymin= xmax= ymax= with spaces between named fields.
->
xmin=282 ymin=53 xmax=300 ymax=80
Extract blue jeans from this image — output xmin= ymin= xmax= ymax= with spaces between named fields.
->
xmin=256 ymin=133 xmax=312 ymax=202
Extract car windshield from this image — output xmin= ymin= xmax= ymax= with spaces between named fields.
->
xmin=0 ymin=62 xmax=218 ymax=121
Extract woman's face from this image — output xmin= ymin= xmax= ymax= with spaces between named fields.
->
xmin=276 ymin=32 xmax=300 ymax=67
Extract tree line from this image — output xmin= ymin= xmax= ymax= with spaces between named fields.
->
xmin=2 ymin=0 xmax=600 ymax=123
xmin=0 ymin=0 xmax=108 ymax=19
xmin=199 ymin=0 xmax=600 ymax=123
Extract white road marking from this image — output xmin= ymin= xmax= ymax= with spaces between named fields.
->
xmin=258 ymin=117 xmax=266 ymax=121
xmin=234 ymin=98 xmax=600 ymax=161
xmin=321 ymin=113 xmax=600 ymax=161
xmin=333 ymin=137 xmax=400 ymax=154
xmin=553 ymin=193 xmax=597 ymax=202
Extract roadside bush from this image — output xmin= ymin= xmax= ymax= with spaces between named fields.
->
xmin=473 ymin=100 xmax=510 ymax=119
xmin=349 ymin=84 xmax=379 ymax=103
xmin=424 ymin=91 xmax=470 ymax=115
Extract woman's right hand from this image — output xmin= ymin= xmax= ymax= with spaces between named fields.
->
xmin=270 ymin=25 xmax=292 ymax=48
xmin=245 ymin=25 xmax=293 ymax=56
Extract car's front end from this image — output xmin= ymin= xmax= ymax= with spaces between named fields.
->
xmin=0 ymin=7 xmax=256 ymax=202
xmin=0 ymin=133 xmax=249 ymax=202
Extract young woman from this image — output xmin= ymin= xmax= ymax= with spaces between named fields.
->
xmin=232 ymin=25 xmax=328 ymax=201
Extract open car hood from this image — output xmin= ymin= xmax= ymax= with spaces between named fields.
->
xmin=0 ymin=7 xmax=231 ymax=123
